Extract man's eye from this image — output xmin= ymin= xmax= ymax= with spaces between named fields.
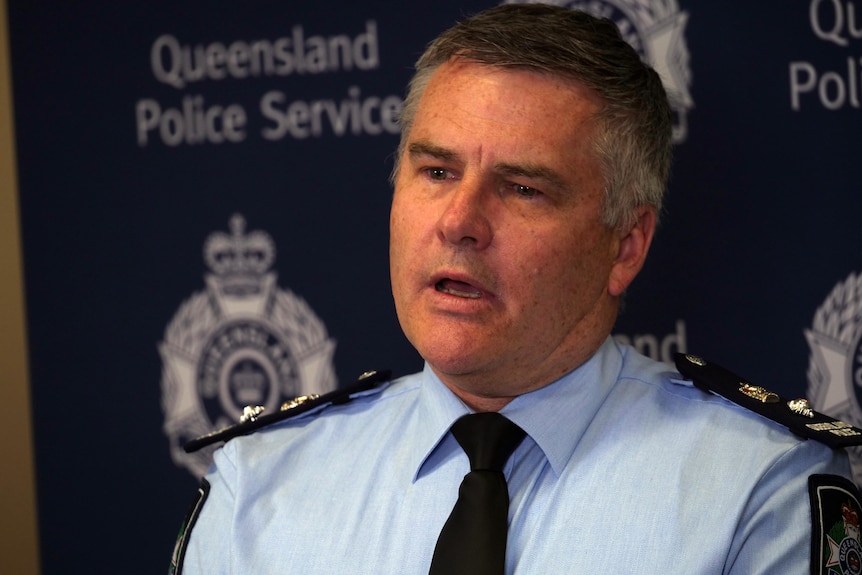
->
xmin=515 ymin=184 xmax=540 ymax=197
xmin=426 ymin=168 xmax=449 ymax=180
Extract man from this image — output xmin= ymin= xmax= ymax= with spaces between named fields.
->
xmin=172 ymin=4 xmax=860 ymax=574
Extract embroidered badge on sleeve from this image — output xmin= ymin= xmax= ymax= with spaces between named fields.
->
xmin=810 ymin=474 xmax=862 ymax=575
xmin=170 ymin=479 xmax=210 ymax=575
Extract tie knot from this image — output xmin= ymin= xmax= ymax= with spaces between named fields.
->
xmin=450 ymin=413 xmax=526 ymax=472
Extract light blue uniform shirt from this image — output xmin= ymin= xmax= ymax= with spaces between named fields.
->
xmin=181 ymin=338 xmax=852 ymax=573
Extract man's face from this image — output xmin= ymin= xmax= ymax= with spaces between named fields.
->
xmin=390 ymin=60 xmax=650 ymax=407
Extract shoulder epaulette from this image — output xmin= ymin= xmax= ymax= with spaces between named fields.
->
xmin=183 ymin=369 xmax=391 ymax=453
xmin=674 ymin=353 xmax=862 ymax=449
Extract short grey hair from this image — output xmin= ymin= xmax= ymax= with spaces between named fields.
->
xmin=392 ymin=3 xmax=672 ymax=231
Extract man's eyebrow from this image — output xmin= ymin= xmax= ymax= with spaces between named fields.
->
xmin=407 ymin=141 xmax=461 ymax=162
xmin=496 ymin=162 xmax=568 ymax=190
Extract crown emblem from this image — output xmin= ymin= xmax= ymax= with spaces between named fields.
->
xmin=203 ymin=214 xmax=275 ymax=295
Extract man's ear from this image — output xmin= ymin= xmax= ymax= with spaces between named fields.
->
xmin=608 ymin=207 xmax=656 ymax=297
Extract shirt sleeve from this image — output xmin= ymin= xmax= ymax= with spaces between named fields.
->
xmin=726 ymin=438 xmax=853 ymax=574
xmin=175 ymin=443 xmax=239 ymax=575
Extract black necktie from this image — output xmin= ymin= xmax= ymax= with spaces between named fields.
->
xmin=429 ymin=412 xmax=526 ymax=575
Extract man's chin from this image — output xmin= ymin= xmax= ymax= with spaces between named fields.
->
xmin=422 ymin=346 xmax=491 ymax=378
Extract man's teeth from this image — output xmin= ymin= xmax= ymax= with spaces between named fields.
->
xmin=436 ymin=279 xmax=482 ymax=299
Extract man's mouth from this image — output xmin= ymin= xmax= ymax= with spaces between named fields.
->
xmin=435 ymin=279 xmax=482 ymax=299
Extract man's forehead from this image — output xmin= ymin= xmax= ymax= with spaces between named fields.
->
xmin=412 ymin=61 xmax=603 ymax=137
xmin=409 ymin=71 xmax=600 ymax=152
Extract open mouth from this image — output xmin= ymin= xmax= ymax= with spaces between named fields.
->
xmin=435 ymin=278 xmax=482 ymax=299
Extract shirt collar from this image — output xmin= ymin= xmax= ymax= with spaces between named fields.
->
xmin=410 ymin=364 xmax=472 ymax=482
xmin=500 ymin=337 xmax=622 ymax=476
xmin=411 ymin=337 xmax=623 ymax=480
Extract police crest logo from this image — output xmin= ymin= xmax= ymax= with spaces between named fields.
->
xmin=159 ymin=214 xmax=337 ymax=477
xmin=506 ymin=0 xmax=693 ymax=143
xmin=807 ymin=270 xmax=862 ymax=482
xmin=810 ymin=475 xmax=862 ymax=575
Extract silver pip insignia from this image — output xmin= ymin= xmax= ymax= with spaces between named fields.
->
xmin=788 ymin=398 xmax=815 ymax=418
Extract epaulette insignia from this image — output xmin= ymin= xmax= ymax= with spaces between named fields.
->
xmin=183 ymin=369 xmax=391 ymax=453
xmin=674 ymin=353 xmax=862 ymax=449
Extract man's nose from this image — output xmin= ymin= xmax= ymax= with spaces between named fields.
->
xmin=436 ymin=178 xmax=493 ymax=249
